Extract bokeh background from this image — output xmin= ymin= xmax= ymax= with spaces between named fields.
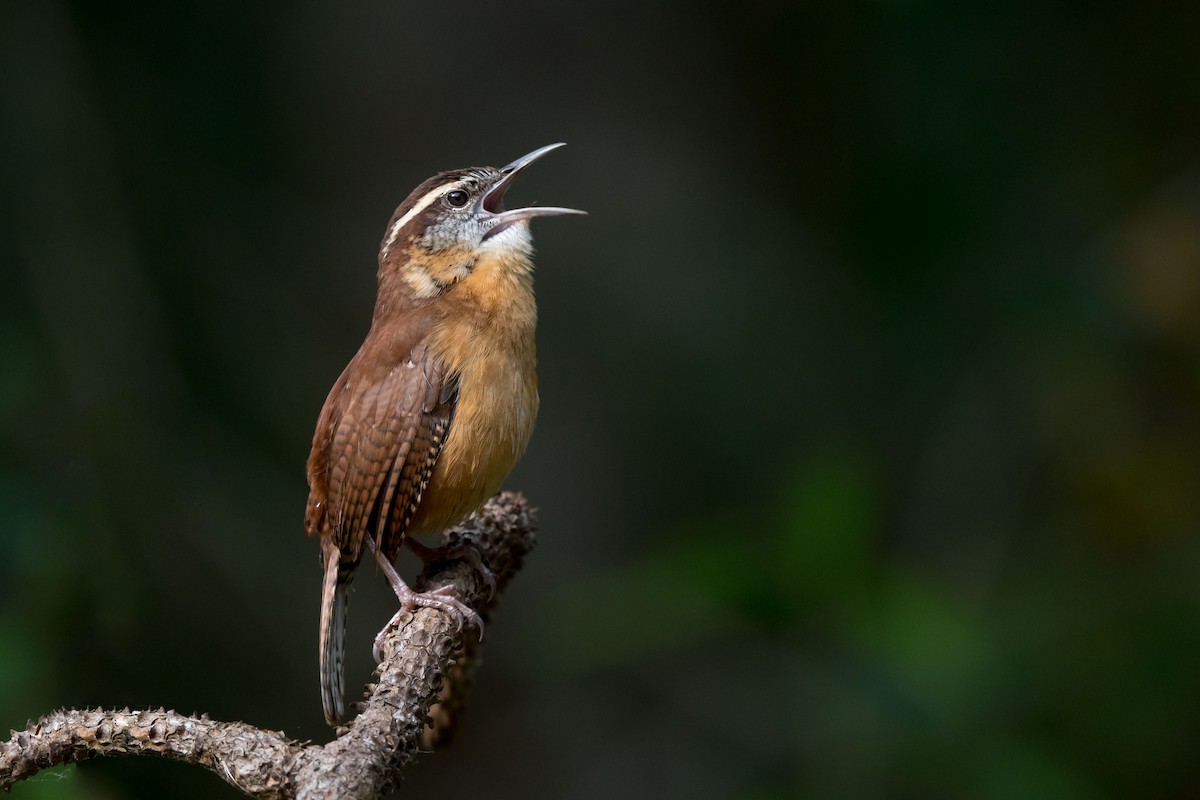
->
xmin=3 ymin=1 xmax=1200 ymax=797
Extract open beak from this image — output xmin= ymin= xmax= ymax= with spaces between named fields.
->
xmin=479 ymin=143 xmax=586 ymax=240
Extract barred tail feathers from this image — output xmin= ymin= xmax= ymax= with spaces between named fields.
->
xmin=319 ymin=554 xmax=350 ymax=726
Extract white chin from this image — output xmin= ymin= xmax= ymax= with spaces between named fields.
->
xmin=480 ymin=221 xmax=533 ymax=254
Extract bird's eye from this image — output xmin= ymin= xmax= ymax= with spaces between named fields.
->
xmin=444 ymin=189 xmax=469 ymax=208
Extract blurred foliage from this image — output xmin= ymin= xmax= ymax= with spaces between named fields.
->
xmin=2 ymin=0 xmax=1200 ymax=798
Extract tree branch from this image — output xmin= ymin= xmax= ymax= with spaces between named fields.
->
xmin=0 ymin=492 xmax=537 ymax=799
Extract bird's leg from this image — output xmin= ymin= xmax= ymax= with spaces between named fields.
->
xmin=365 ymin=535 xmax=484 ymax=662
xmin=405 ymin=535 xmax=497 ymax=600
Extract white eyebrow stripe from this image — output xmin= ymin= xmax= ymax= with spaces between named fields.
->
xmin=381 ymin=180 xmax=462 ymax=256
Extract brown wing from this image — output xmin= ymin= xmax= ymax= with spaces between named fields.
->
xmin=304 ymin=360 xmax=353 ymax=542
xmin=307 ymin=332 xmax=458 ymax=725
xmin=323 ymin=342 xmax=457 ymax=568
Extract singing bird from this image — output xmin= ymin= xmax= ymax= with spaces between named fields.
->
xmin=304 ymin=144 xmax=584 ymax=725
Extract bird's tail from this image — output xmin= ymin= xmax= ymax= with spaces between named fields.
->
xmin=319 ymin=550 xmax=350 ymax=726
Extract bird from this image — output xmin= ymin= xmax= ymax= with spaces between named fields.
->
xmin=303 ymin=143 xmax=584 ymax=726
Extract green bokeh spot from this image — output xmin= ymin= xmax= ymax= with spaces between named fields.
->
xmin=778 ymin=448 xmax=881 ymax=610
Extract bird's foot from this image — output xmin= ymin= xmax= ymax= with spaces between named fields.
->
xmin=372 ymin=582 xmax=484 ymax=662
xmin=366 ymin=535 xmax=484 ymax=662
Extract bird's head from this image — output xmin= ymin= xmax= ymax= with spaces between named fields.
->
xmin=378 ymin=143 xmax=584 ymax=301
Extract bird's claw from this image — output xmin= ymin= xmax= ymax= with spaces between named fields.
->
xmin=372 ymin=584 xmax=485 ymax=662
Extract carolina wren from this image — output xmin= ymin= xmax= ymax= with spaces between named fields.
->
xmin=304 ymin=143 xmax=584 ymax=725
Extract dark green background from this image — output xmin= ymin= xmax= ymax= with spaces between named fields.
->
xmin=3 ymin=1 xmax=1200 ymax=797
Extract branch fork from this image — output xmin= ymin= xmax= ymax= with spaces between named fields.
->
xmin=1 ymin=492 xmax=537 ymax=799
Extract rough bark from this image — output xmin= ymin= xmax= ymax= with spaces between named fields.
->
xmin=0 ymin=492 xmax=537 ymax=799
